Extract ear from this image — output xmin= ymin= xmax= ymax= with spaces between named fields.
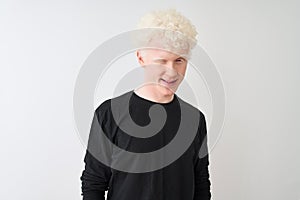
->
xmin=136 ymin=50 xmax=145 ymax=65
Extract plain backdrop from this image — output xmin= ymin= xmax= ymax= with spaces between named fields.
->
xmin=1 ymin=0 xmax=299 ymax=199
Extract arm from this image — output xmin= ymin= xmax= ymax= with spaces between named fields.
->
xmin=80 ymin=109 xmax=112 ymax=200
xmin=193 ymin=113 xmax=212 ymax=200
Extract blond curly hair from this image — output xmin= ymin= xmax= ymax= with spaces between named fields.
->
xmin=135 ymin=9 xmax=198 ymax=58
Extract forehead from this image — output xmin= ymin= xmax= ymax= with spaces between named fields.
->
xmin=143 ymin=48 xmax=186 ymax=59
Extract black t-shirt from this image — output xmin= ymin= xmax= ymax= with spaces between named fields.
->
xmin=80 ymin=90 xmax=211 ymax=200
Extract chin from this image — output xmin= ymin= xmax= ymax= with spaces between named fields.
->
xmin=159 ymin=85 xmax=176 ymax=96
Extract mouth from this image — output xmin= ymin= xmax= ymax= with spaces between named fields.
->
xmin=160 ymin=78 xmax=178 ymax=85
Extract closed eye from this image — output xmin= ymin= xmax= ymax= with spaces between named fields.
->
xmin=153 ymin=59 xmax=167 ymax=64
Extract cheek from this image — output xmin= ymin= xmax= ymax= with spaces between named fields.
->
xmin=177 ymin=66 xmax=187 ymax=77
xmin=144 ymin=66 xmax=165 ymax=78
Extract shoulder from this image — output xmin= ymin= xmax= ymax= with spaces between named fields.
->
xmin=94 ymin=90 xmax=133 ymax=120
xmin=175 ymin=95 xmax=208 ymax=159
xmin=94 ymin=99 xmax=111 ymax=120
xmin=176 ymin=95 xmax=207 ymax=144
xmin=175 ymin=94 xmax=206 ymax=122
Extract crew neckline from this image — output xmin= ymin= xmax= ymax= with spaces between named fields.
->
xmin=132 ymin=90 xmax=177 ymax=105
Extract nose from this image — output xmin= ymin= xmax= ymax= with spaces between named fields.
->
xmin=165 ymin=62 xmax=175 ymax=69
xmin=164 ymin=63 xmax=178 ymax=77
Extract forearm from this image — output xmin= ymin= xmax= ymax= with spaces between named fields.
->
xmin=80 ymin=150 xmax=111 ymax=200
xmin=193 ymin=154 xmax=211 ymax=200
xmin=81 ymin=190 xmax=105 ymax=200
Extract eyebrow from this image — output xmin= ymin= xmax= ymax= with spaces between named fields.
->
xmin=152 ymin=57 xmax=186 ymax=62
xmin=152 ymin=58 xmax=167 ymax=62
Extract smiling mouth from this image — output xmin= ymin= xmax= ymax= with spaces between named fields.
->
xmin=160 ymin=79 xmax=177 ymax=85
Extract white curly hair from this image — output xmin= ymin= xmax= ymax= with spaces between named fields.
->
xmin=135 ymin=9 xmax=198 ymax=59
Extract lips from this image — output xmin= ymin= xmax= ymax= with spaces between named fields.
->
xmin=161 ymin=79 xmax=177 ymax=84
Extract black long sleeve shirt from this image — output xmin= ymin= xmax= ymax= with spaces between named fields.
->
xmin=80 ymin=90 xmax=211 ymax=200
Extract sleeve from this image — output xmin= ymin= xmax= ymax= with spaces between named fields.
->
xmin=80 ymin=109 xmax=113 ymax=200
xmin=193 ymin=113 xmax=212 ymax=200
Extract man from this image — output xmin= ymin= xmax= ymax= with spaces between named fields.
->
xmin=80 ymin=9 xmax=212 ymax=200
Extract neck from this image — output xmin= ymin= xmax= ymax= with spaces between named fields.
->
xmin=134 ymin=85 xmax=174 ymax=103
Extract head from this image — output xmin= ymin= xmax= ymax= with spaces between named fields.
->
xmin=135 ymin=9 xmax=198 ymax=96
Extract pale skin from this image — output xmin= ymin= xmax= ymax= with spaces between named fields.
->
xmin=134 ymin=48 xmax=188 ymax=103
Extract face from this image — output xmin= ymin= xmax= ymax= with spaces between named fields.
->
xmin=136 ymin=48 xmax=188 ymax=96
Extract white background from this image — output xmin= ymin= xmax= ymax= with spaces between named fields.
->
xmin=1 ymin=0 xmax=299 ymax=199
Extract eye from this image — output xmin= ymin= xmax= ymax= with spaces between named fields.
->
xmin=175 ymin=58 xmax=185 ymax=63
xmin=153 ymin=59 xmax=167 ymax=64
xmin=158 ymin=60 xmax=166 ymax=64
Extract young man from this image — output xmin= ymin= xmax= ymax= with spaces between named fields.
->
xmin=80 ymin=9 xmax=211 ymax=200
